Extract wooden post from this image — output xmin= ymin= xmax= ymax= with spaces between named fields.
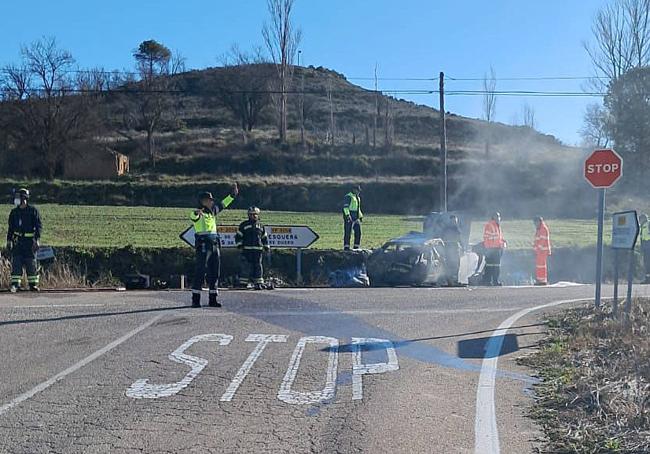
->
xmin=439 ymin=71 xmax=448 ymax=212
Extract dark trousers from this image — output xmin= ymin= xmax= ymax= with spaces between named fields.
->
xmin=240 ymin=250 xmax=264 ymax=285
xmin=642 ymin=241 xmax=650 ymax=280
xmin=11 ymin=239 xmax=38 ymax=287
xmin=343 ymin=216 xmax=362 ymax=250
xmin=445 ymin=243 xmax=461 ymax=284
xmin=483 ymin=248 xmax=503 ymax=285
xmin=192 ymin=237 xmax=220 ymax=293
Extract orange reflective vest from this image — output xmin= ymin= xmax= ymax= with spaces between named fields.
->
xmin=534 ymin=222 xmax=552 ymax=255
xmin=483 ymin=220 xmax=505 ymax=249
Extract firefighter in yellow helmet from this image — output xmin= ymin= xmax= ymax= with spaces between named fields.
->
xmin=235 ymin=206 xmax=270 ymax=290
xmin=189 ymin=183 xmax=239 ymax=308
xmin=7 ymin=188 xmax=42 ymax=292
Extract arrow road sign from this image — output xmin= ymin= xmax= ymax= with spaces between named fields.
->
xmin=180 ymin=225 xmax=320 ymax=249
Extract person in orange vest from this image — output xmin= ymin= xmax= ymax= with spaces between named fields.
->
xmin=533 ymin=216 xmax=552 ymax=285
xmin=482 ymin=212 xmax=506 ymax=286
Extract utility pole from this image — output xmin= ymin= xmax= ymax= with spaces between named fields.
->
xmin=439 ymin=71 xmax=448 ymax=212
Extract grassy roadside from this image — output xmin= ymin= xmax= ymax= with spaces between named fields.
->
xmin=520 ymin=301 xmax=650 ymax=453
xmin=0 ymin=204 xmax=607 ymax=250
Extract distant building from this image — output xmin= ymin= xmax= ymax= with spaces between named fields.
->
xmin=64 ymin=148 xmax=129 ymax=179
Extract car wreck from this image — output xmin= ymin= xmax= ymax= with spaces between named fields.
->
xmin=367 ymin=213 xmax=484 ymax=287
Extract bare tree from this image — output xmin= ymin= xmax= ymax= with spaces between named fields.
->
xmin=1 ymin=37 xmax=104 ymax=178
xmin=482 ymin=66 xmax=497 ymax=156
xmin=373 ymin=63 xmax=379 ymax=149
xmin=120 ymin=40 xmax=185 ymax=167
xmin=384 ymin=97 xmax=394 ymax=149
xmin=522 ymin=102 xmax=536 ymax=130
xmin=219 ymin=45 xmax=272 ymax=142
xmin=584 ymin=0 xmax=650 ymax=88
xmin=262 ymin=0 xmax=302 ymax=143
xmin=581 ymin=103 xmax=612 ymax=147
xmin=326 ymin=78 xmax=335 ymax=146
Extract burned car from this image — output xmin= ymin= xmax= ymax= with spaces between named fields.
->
xmin=367 ymin=213 xmax=484 ymax=287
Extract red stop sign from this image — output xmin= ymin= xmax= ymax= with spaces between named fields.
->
xmin=584 ymin=149 xmax=623 ymax=188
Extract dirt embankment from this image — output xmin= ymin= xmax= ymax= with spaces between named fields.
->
xmin=520 ymin=301 xmax=650 ymax=453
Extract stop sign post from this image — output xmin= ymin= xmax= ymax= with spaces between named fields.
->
xmin=584 ymin=149 xmax=623 ymax=308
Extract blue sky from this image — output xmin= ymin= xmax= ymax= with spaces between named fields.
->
xmin=0 ymin=0 xmax=608 ymax=144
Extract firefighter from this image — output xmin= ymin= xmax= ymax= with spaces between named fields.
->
xmin=533 ymin=216 xmax=552 ymax=285
xmin=482 ymin=212 xmax=506 ymax=286
xmin=7 ymin=188 xmax=42 ymax=293
xmin=235 ymin=206 xmax=270 ymax=290
xmin=189 ymin=183 xmax=239 ymax=308
xmin=342 ymin=185 xmax=363 ymax=250
xmin=442 ymin=215 xmax=462 ymax=286
xmin=639 ymin=214 xmax=650 ymax=283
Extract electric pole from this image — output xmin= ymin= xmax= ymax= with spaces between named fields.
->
xmin=439 ymin=71 xmax=448 ymax=212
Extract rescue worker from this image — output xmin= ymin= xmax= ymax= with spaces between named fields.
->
xmin=639 ymin=214 xmax=650 ymax=283
xmin=442 ymin=215 xmax=462 ymax=286
xmin=533 ymin=216 xmax=552 ymax=285
xmin=7 ymin=188 xmax=42 ymax=292
xmin=343 ymin=185 xmax=363 ymax=250
xmin=189 ymin=183 xmax=239 ymax=308
xmin=235 ymin=206 xmax=270 ymax=290
xmin=482 ymin=212 xmax=506 ymax=286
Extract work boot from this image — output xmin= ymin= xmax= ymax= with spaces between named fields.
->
xmin=191 ymin=292 xmax=201 ymax=308
xmin=534 ymin=281 xmax=548 ymax=286
xmin=254 ymin=283 xmax=264 ymax=291
xmin=9 ymin=285 xmax=18 ymax=293
xmin=29 ymin=285 xmax=40 ymax=292
xmin=208 ymin=293 xmax=221 ymax=308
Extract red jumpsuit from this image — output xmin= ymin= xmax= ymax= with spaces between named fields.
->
xmin=533 ymin=222 xmax=552 ymax=284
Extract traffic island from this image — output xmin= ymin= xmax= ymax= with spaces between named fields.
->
xmin=519 ymin=299 xmax=650 ymax=453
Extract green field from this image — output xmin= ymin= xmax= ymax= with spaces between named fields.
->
xmin=0 ymin=204 xmax=607 ymax=250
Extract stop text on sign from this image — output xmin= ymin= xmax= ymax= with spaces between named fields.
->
xmin=586 ymin=162 xmax=620 ymax=174
xmin=126 ymin=334 xmax=399 ymax=404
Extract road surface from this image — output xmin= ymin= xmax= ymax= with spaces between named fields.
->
xmin=0 ymin=285 xmax=644 ymax=453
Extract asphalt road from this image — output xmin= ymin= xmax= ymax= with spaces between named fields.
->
xmin=0 ymin=284 xmax=647 ymax=454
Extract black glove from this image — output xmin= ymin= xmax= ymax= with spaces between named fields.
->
xmin=5 ymin=241 xmax=12 ymax=252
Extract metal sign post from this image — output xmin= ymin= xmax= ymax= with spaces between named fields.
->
xmin=595 ymin=188 xmax=606 ymax=309
xmin=611 ymin=210 xmax=639 ymax=317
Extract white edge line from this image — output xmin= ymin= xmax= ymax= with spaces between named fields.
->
xmin=0 ymin=312 xmax=166 ymax=416
xmin=473 ymin=298 xmax=590 ymax=454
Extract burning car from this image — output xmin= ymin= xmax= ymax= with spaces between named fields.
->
xmin=367 ymin=213 xmax=484 ymax=287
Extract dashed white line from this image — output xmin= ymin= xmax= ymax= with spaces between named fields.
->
xmin=473 ymin=298 xmax=589 ymax=454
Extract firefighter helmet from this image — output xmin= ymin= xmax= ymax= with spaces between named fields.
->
xmin=248 ymin=206 xmax=261 ymax=215
xmin=198 ymin=191 xmax=214 ymax=202
xmin=16 ymin=188 xmax=30 ymax=199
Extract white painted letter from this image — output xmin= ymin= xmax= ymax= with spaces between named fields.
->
xmin=220 ymin=334 xmax=288 ymax=402
xmin=278 ymin=336 xmax=339 ymax=405
xmin=351 ymin=337 xmax=399 ymax=400
xmin=126 ymin=333 xmax=233 ymax=399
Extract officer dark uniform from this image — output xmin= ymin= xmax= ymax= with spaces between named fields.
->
xmin=7 ymin=188 xmax=42 ymax=292
xmin=189 ymin=184 xmax=238 ymax=308
xmin=442 ymin=215 xmax=462 ymax=286
xmin=343 ymin=185 xmax=363 ymax=250
xmin=235 ymin=207 xmax=270 ymax=290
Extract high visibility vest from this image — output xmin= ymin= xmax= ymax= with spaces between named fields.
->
xmin=483 ymin=220 xmax=505 ymax=249
xmin=189 ymin=195 xmax=234 ymax=235
xmin=534 ymin=222 xmax=552 ymax=255
xmin=641 ymin=223 xmax=649 ymax=243
xmin=343 ymin=192 xmax=363 ymax=218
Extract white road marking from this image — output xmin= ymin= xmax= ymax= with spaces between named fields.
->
xmin=0 ymin=313 xmax=166 ymax=416
xmin=126 ymin=334 xmax=232 ymax=399
xmin=474 ymin=298 xmax=589 ymax=454
xmin=220 ymin=334 xmax=288 ymax=402
xmin=182 ymin=307 xmax=521 ymax=318
xmin=351 ymin=338 xmax=399 ymax=400
xmin=278 ymin=336 xmax=339 ymax=405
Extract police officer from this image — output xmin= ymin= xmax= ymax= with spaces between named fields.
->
xmin=235 ymin=206 xmax=270 ymax=290
xmin=342 ymin=185 xmax=363 ymax=250
xmin=639 ymin=213 xmax=650 ymax=283
xmin=7 ymin=188 xmax=42 ymax=292
xmin=189 ymin=183 xmax=238 ymax=308
xmin=442 ymin=215 xmax=462 ymax=286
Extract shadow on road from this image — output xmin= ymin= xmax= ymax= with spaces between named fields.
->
xmin=0 ymin=305 xmax=189 ymax=328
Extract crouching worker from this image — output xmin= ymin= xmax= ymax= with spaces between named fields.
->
xmin=189 ymin=183 xmax=239 ymax=308
xmin=7 ymin=188 xmax=42 ymax=292
xmin=236 ymin=207 xmax=270 ymax=290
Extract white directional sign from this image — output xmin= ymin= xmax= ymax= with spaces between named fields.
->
xmin=612 ymin=210 xmax=639 ymax=250
xmin=180 ymin=225 xmax=319 ymax=249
